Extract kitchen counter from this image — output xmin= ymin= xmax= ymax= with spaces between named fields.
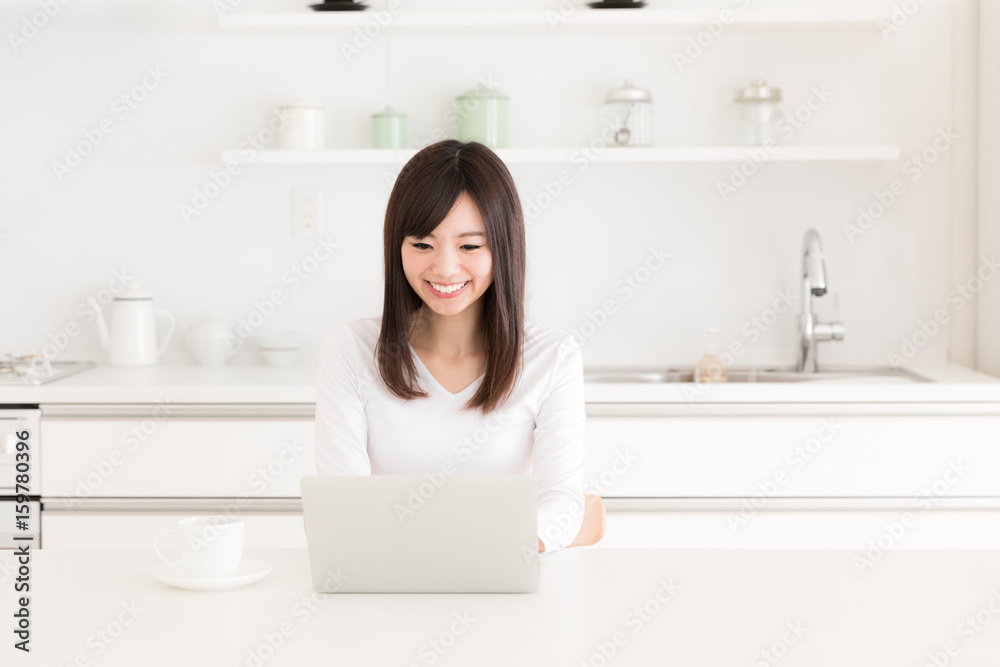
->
xmin=0 ymin=360 xmax=998 ymax=405
xmin=0 ymin=364 xmax=1000 ymax=405
xmin=9 ymin=546 xmax=1000 ymax=665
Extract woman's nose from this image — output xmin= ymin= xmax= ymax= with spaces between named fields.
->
xmin=432 ymin=247 xmax=462 ymax=277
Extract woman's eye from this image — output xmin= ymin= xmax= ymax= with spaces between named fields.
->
xmin=411 ymin=243 xmax=431 ymax=250
xmin=462 ymin=245 xmax=482 ymax=251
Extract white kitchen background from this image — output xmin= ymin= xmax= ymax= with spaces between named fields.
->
xmin=1 ymin=0 xmax=988 ymax=373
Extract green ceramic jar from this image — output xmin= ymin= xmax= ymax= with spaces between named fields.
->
xmin=372 ymin=106 xmax=408 ymax=148
xmin=456 ymin=86 xmax=509 ymax=148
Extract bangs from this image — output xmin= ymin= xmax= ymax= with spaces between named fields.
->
xmin=400 ymin=158 xmax=467 ymax=240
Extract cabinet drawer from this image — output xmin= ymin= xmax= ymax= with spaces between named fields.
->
xmin=40 ymin=512 xmax=307 ymax=550
xmin=583 ymin=415 xmax=1000 ymax=497
xmin=41 ymin=414 xmax=316 ymax=498
xmin=596 ymin=509 xmax=1000 ymax=550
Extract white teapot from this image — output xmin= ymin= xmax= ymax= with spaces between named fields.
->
xmin=89 ymin=282 xmax=176 ymax=366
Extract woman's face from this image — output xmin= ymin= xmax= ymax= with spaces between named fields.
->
xmin=401 ymin=191 xmax=494 ymax=318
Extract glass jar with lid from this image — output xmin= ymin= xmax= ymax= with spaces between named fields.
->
xmin=601 ymin=79 xmax=652 ymax=147
xmin=733 ymin=79 xmax=783 ymax=146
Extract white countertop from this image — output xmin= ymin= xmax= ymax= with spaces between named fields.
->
xmin=12 ymin=547 xmax=1000 ymax=666
xmin=0 ymin=360 xmax=998 ymax=405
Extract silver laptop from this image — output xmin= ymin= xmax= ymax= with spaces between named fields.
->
xmin=300 ymin=474 xmax=539 ymax=593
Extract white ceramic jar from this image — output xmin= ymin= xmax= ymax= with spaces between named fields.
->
xmin=277 ymin=97 xmax=326 ymax=150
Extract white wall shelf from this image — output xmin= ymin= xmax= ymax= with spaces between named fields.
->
xmin=219 ymin=8 xmax=886 ymax=36
xmin=221 ymin=145 xmax=901 ymax=166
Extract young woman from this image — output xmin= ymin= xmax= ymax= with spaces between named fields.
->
xmin=313 ymin=139 xmax=586 ymax=553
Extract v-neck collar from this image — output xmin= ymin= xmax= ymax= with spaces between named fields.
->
xmin=408 ymin=341 xmax=485 ymax=399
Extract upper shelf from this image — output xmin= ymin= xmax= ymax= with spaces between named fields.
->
xmin=218 ymin=8 xmax=887 ymax=36
xmin=221 ymin=146 xmax=901 ymax=165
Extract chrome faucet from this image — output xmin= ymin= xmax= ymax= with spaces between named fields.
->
xmin=797 ymin=229 xmax=844 ymax=372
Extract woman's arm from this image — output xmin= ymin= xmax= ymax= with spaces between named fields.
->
xmin=314 ymin=323 xmax=372 ymax=476
xmin=531 ymin=334 xmax=587 ymax=553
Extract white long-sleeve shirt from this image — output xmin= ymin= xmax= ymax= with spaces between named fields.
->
xmin=313 ymin=315 xmax=587 ymax=553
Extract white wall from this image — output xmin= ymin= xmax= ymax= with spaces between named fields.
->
xmin=0 ymin=0 xmax=962 ymax=370
xmin=977 ymin=0 xmax=1000 ymax=377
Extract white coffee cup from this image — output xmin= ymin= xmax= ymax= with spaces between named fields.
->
xmin=154 ymin=516 xmax=244 ymax=578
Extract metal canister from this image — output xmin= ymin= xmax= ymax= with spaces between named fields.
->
xmin=456 ymin=85 xmax=509 ymax=148
xmin=372 ymin=106 xmax=408 ymax=148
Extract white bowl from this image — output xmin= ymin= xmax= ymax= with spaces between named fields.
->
xmin=260 ymin=349 xmax=299 ymax=367
xmin=255 ymin=332 xmax=303 ymax=349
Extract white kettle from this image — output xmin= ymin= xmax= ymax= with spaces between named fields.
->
xmin=89 ymin=282 xmax=176 ymax=366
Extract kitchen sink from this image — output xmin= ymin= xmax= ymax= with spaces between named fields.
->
xmin=582 ymin=365 xmax=932 ymax=384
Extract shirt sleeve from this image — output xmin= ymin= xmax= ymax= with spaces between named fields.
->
xmin=314 ymin=322 xmax=372 ymax=476
xmin=532 ymin=333 xmax=588 ymax=554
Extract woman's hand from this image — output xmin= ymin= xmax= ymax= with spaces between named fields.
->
xmin=538 ymin=537 xmax=545 ymax=553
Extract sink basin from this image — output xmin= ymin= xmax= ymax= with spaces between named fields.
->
xmin=582 ymin=365 xmax=931 ymax=384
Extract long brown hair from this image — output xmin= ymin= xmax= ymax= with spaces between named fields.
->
xmin=376 ymin=139 xmax=525 ymax=415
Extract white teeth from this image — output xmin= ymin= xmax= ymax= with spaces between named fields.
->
xmin=429 ymin=281 xmax=468 ymax=294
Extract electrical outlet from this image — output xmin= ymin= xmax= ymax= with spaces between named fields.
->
xmin=291 ymin=188 xmax=323 ymax=237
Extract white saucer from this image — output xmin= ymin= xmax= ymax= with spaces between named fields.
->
xmin=151 ymin=559 xmax=272 ymax=591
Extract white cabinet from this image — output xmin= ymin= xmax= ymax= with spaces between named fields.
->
xmin=581 ymin=404 xmax=1000 ymax=549
xmin=40 ymin=404 xmax=316 ymax=498
xmin=582 ymin=409 xmax=1000 ymax=498
xmin=595 ymin=510 xmax=1000 ymax=551
xmin=41 ymin=511 xmax=307 ymax=550
xmin=37 ymin=401 xmax=1000 ymax=550
xmin=39 ymin=404 xmax=315 ymax=550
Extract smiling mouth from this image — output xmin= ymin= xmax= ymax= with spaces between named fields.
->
xmin=426 ymin=280 xmax=469 ymax=294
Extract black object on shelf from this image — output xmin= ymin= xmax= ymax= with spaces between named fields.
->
xmin=587 ymin=1 xmax=647 ymax=7
xmin=309 ymin=1 xmax=368 ymax=10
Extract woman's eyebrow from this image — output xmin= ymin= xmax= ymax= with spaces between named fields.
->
xmin=424 ymin=231 xmax=485 ymax=239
